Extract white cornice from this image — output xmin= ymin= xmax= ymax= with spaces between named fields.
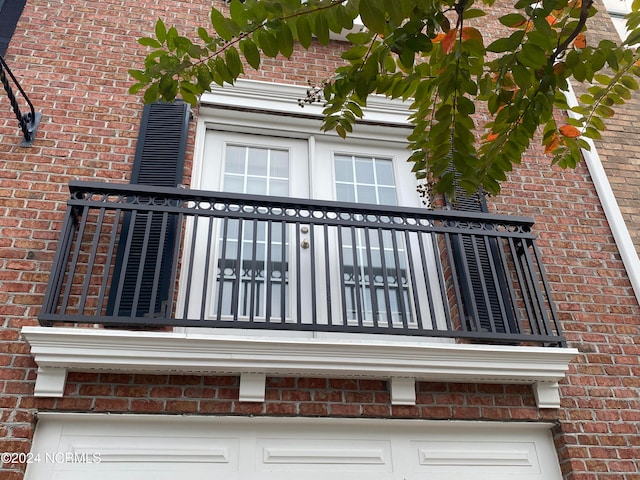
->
xmin=22 ymin=327 xmax=577 ymax=408
xmin=199 ymin=79 xmax=412 ymax=125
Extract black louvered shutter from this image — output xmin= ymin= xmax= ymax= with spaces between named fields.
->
xmin=107 ymin=101 xmax=191 ymax=319
xmin=446 ymin=185 xmax=518 ymax=336
xmin=0 ymin=0 xmax=27 ymax=56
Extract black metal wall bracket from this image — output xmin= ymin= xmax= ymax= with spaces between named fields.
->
xmin=0 ymin=55 xmax=41 ymax=146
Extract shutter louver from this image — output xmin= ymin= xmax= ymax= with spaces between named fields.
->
xmin=107 ymin=101 xmax=190 ymax=320
xmin=446 ymin=185 xmax=518 ymax=337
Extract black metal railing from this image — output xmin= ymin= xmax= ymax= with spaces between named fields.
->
xmin=39 ymin=181 xmax=566 ymax=346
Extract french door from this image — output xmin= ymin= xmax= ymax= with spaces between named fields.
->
xmin=187 ymin=128 xmax=442 ymax=330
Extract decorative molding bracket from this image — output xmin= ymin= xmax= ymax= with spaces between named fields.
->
xmin=22 ymin=327 xmax=577 ymax=408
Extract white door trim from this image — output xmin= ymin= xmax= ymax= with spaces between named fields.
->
xmin=25 ymin=413 xmax=564 ymax=480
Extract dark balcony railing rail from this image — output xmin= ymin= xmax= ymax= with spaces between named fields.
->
xmin=39 ymin=181 xmax=566 ymax=346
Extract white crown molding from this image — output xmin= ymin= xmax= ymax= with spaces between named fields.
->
xmin=199 ymin=79 xmax=412 ymax=126
xmin=22 ymin=327 xmax=577 ymax=408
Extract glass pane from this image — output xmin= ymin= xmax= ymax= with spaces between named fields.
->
xmin=247 ymin=176 xmax=267 ymax=195
xmin=357 ymin=185 xmax=377 ymax=204
xmin=336 ymin=184 xmax=355 ymax=203
xmin=224 ymin=175 xmax=244 ymax=193
xmin=355 ymin=157 xmax=375 ymax=184
xmin=270 ymin=150 xmax=289 ymax=178
xmin=334 ymin=156 xmax=354 ymax=182
xmin=247 ymin=147 xmax=269 ymax=176
xmin=375 ymin=161 xmax=395 ymax=186
xmin=225 ymin=145 xmax=246 ymax=174
xmin=270 ymin=179 xmax=288 ymax=196
xmin=378 ymin=187 xmax=397 ymax=206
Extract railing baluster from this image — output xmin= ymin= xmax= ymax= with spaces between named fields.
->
xmin=231 ymin=219 xmax=244 ymax=322
xmin=60 ymin=205 xmax=90 ymax=315
xmin=530 ymin=240 xmax=561 ymax=339
xmin=166 ymin=211 xmax=184 ymax=320
xmin=280 ymin=220 xmax=286 ymax=323
xmin=363 ymin=226 xmax=379 ymax=328
xmin=182 ymin=214 xmax=199 ymax=321
xmin=506 ymin=237 xmax=536 ymax=333
xmin=96 ymin=208 xmax=121 ymax=316
xmin=265 ymin=219 xmax=273 ymax=323
xmin=78 ymin=208 xmax=105 ymax=315
xmin=323 ymin=223 xmax=332 ymax=324
xmin=216 ymin=217 xmax=230 ymax=321
xmin=377 ymin=227 xmax=393 ymax=328
xmin=40 ymin=204 xmax=79 ymax=321
xmin=249 ymin=219 xmax=259 ymax=324
xmin=148 ymin=211 xmax=169 ymax=318
xmin=295 ymin=221 xmax=302 ymax=325
xmin=309 ymin=224 xmax=318 ymax=327
xmin=200 ymin=215 xmax=215 ymax=321
xmin=390 ymin=227 xmax=409 ymax=331
xmin=404 ymin=229 xmax=423 ymax=330
xmin=337 ymin=226 xmax=348 ymax=326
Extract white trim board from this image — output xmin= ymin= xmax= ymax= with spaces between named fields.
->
xmin=22 ymin=327 xmax=577 ymax=408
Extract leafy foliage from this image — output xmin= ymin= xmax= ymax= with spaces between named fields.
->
xmin=130 ymin=0 xmax=640 ymax=198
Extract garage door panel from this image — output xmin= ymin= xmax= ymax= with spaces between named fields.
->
xmin=26 ymin=414 xmax=562 ymax=480
xmin=410 ymin=440 xmax=543 ymax=478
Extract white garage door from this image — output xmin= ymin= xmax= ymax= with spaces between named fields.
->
xmin=25 ymin=414 xmax=562 ymax=480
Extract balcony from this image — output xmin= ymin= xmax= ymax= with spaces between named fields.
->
xmin=24 ymin=180 xmax=578 ymax=406
xmin=37 ymin=180 xmax=565 ymax=346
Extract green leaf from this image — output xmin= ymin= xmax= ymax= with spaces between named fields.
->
xmin=197 ymin=27 xmax=213 ymax=44
xmin=341 ymin=45 xmax=368 ymax=61
xmin=155 ymin=19 xmax=167 ymax=44
xmin=143 ymin=82 xmax=160 ymax=103
xmin=464 ymin=9 xmax=486 ymax=19
xmin=196 ymin=64 xmax=213 ymax=90
xmin=359 ymin=0 xmax=386 ymax=34
xmin=229 ymin=0 xmax=248 ymax=26
xmin=314 ymin=13 xmax=330 ymax=45
xmin=211 ymin=7 xmax=234 ymax=41
xmin=499 ymin=13 xmax=527 ymax=27
xmin=486 ymin=30 xmax=525 ymax=52
xmin=256 ymin=29 xmax=279 ymax=57
xmin=296 ymin=15 xmax=313 ymax=49
xmin=621 ymin=75 xmax=639 ymax=90
xmin=276 ymin=23 xmax=295 ymax=58
xmin=240 ymin=38 xmax=261 ymax=70
xmin=139 ymin=37 xmax=162 ymax=48
xmin=129 ymin=69 xmax=150 ymax=82
xmin=347 ymin=31 xmax=374 ymax=45
xmin=517 ymin=43 xmax=548 ymax=68
xmin=225 ymin=47 xmax=244 ymax=77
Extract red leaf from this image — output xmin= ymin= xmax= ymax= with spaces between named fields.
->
xmin=545 ymin=133 xmax=560 ymax=153
xmin=442 ymin=29 xmax=457 ymax=55
xmin=559 ymin=124 xmax=581 ymax=138
xmin=461 ymin=27 xmax=483 ymax=44
xmin=573 ymin=33 xmax=586 ymax=49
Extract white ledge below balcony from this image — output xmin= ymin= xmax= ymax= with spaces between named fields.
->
xmin=21 ymin=326 xmax=577 ymax=408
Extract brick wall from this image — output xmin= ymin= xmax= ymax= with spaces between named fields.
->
xmin=1 ymin=1 xmax=639 ymax=479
